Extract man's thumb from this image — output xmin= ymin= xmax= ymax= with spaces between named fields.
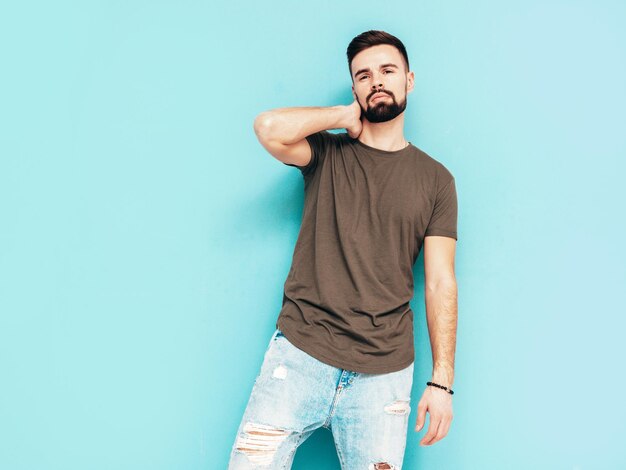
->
xmin=415 ymin=403 xmax=427 ymax=431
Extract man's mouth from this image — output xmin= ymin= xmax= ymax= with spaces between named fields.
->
xmin=371 ymin=93 xmax=390 ymax=102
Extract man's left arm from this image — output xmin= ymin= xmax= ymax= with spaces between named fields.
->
xmin=415 ymin=235 xmax=458 ymax=446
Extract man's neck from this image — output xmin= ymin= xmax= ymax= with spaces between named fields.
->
xmin=357 ymin=116 xmax=408 ymax=152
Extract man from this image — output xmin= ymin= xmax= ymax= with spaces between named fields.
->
xmin=228 ymin=30 xmax=458 ymax=469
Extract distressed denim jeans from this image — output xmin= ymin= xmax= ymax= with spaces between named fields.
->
xmin=228 ymin=328 xmax=414 ymax=469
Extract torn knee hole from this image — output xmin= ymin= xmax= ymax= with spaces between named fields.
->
xmin=370 ymin=462 xmax=397 ymax=470
xmin=235 ymin=422 xmax=289 ymax=465
xmin=384 ymin=399 xmax=411 ymax=415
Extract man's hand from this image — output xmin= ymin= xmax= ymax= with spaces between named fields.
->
xmin=414 ymin=385 xmax=453 ymax=446
xmin=344 ymin=92 xmax=363 ymax=139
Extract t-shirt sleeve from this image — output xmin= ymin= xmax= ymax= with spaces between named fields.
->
xmin=283 ymin=130 xmax=331 ymax=177
xmin=424 ymin=175 xmax=458 ymax=240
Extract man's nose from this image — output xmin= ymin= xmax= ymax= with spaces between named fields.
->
xmin=371 ymin=80 xmax=384 ymax=91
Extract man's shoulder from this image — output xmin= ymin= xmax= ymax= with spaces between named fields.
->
xmin=410 ymin=145 xmax=455 ymax=180
xmin=307 ymin=129 xmax=343 ymax=150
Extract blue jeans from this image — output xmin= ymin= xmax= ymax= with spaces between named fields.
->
xmin=228 ymin=328 xmax=414 ymax=469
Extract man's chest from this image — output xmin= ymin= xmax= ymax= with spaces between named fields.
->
xmin=315 ymin=155 xmax=434 ymax=234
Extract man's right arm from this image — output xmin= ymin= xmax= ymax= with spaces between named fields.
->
xmin=253 ymin=101 xmax=362 ymax=167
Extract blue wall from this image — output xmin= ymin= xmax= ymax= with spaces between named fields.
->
xmin=1 ymin=1 xmax=624 ymax=469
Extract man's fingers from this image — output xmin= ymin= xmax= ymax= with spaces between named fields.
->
xmin=414 ymin=401 xmax=427 ymax=431
xmin=423 ymin=416 xmax=452 ymax=446
xmin=420 ymin=416 xmax=441 ymax=446
xmin=436 ymin=418 xmax=451 ymax=442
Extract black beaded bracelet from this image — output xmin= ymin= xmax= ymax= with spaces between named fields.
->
xmin=427 ymin=381 xmax=454 ymax=395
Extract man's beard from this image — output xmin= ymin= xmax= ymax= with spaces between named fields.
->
xmin=362 ymin=91 xmax=407 ymax=123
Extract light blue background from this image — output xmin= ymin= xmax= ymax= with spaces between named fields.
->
xmin=1 ymin=1 xmax=624 ymax=469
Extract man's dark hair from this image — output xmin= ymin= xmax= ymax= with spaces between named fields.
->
xmin=346 ymin=30 xmax=410 ymax=79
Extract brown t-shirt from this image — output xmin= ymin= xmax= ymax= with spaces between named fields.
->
xmin=276 ymin=130 xmax=458 ymax=373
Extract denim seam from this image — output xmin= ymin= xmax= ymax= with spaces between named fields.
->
xmin=281 ymin=431 xmax=305 ymax=470
xmin=333 ymin=430 xmax=347 ymax=469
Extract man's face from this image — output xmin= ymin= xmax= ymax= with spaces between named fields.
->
xmin=350 ymin=44 xmax=414 ymax=123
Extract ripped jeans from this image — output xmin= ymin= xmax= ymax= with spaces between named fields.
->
xmin=228 ymin=328 xmax=414 ymax=469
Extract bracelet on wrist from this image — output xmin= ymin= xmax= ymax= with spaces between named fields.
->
xmin=427 ymin=381 xmax=454 ymax=395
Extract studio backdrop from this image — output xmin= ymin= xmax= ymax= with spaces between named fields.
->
xmin=1 ymin=1 xmax=624 ymax=469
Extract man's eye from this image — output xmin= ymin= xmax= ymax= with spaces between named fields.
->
xmin=384 ymin=70 xmax=393 ymax=74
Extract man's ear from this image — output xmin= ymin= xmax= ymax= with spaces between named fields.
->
xmin=407 ymin=71 xmax=415 ymax=94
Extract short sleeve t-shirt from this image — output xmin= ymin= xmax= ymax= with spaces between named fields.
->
xmin=277 ymin=130 xmax=458 ymax=374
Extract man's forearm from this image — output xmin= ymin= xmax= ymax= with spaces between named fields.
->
xmin=254 ymin=106 xmax=351 ymax=145
xmin=425 ymin=282 xmax=458 ymax=388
